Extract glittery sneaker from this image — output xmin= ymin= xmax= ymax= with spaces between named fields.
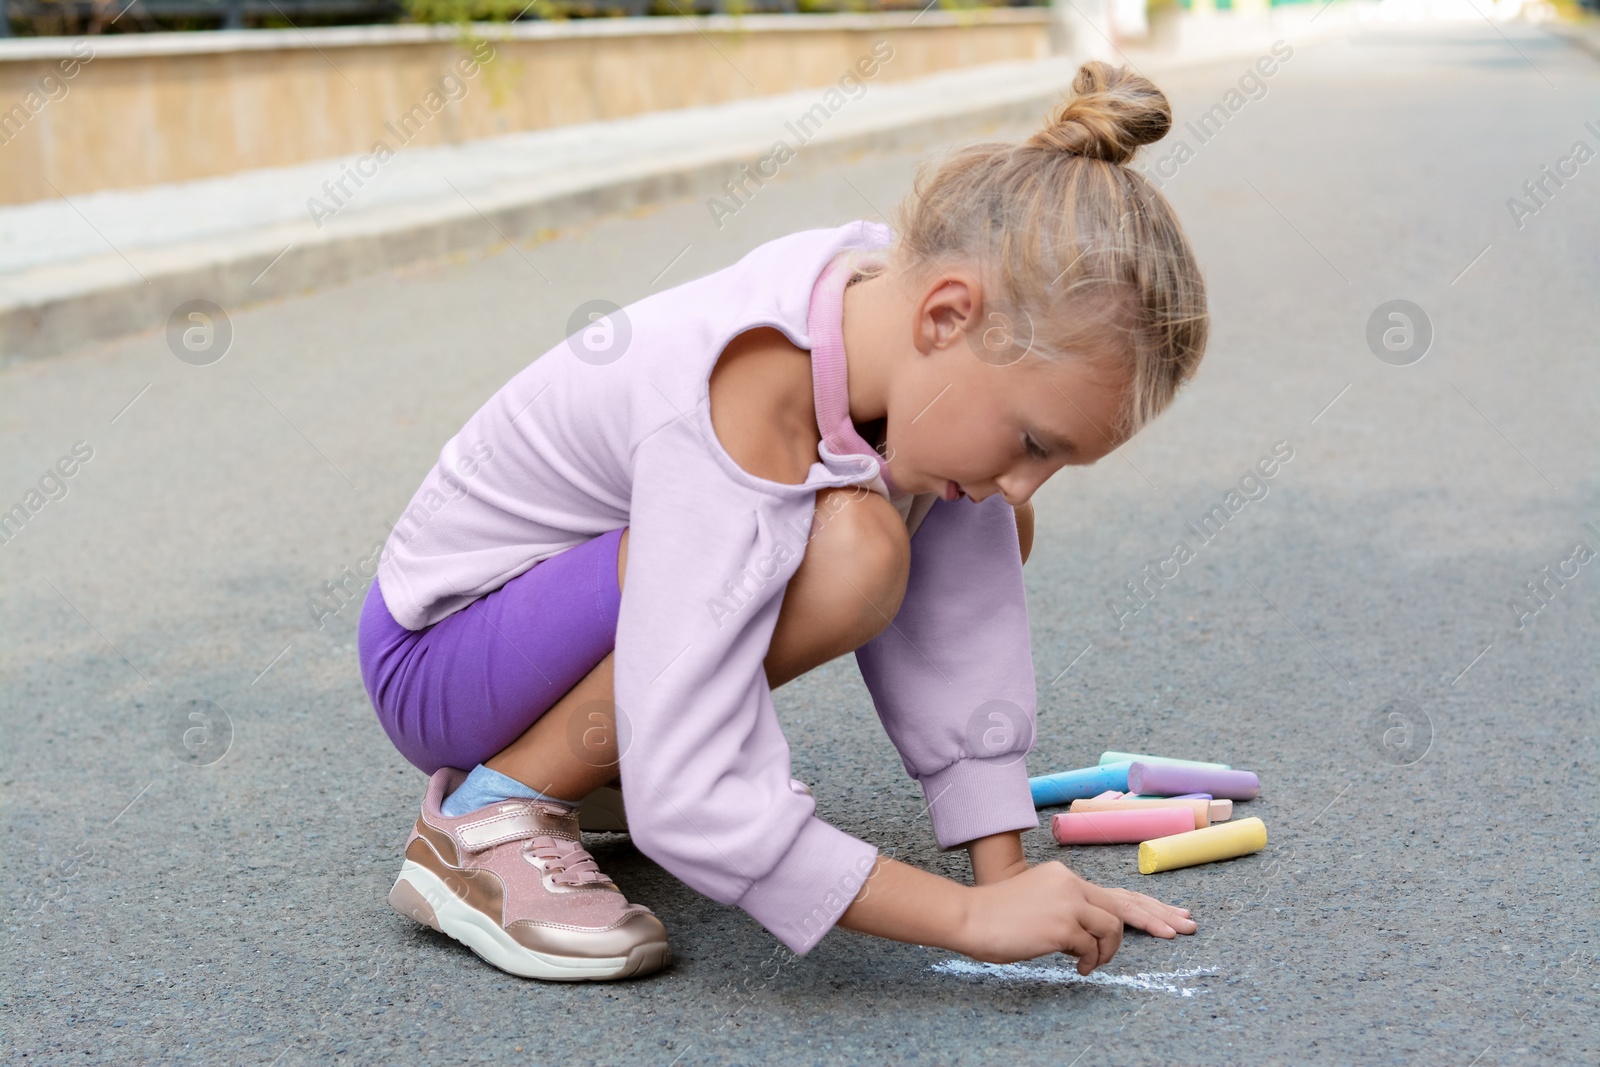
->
xmin=388 ymin=766 xmax=670 ymax=981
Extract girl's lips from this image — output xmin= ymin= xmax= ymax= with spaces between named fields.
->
xmin=944 ymin=480 xmax=967 ymax=501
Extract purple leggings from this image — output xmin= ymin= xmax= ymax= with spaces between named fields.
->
xmin=357 ymin=527 xmax=626 ymax=776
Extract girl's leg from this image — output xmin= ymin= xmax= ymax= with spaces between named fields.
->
xmin=358 ymin=525 xmax=629 ymax=779
xmin=485 ymin=485 xmax=912 ymax=792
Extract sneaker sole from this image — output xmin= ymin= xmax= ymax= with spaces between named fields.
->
xmin=388 ymin=860 xmax=670 ymax=981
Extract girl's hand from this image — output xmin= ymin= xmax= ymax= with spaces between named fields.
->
xmin=955 ymin=861 xmax=1197 ymax=974
xmin=1093 ymin=885 xmax=1197 ymax=940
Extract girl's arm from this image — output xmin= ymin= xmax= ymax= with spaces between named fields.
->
xmin=967 ymin=828 xmax=1029 ymax=884
xmin=837 ymin=854 xmax=1197 ymax=973
xmin=838 ymin=857 xmax=1203 ymax=972
xmin=854 ymin=493 xmax=1040 ymax=855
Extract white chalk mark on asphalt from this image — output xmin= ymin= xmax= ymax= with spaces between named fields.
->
xmin=930 ymin=959 xmax=1217 ymax=997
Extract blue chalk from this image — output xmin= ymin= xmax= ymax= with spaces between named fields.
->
xmin=1029 ymin=760 xmax=1134 ymax=807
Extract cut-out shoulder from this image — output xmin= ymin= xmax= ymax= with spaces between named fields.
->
xmin=708 ymin=327 xmax=822 ymax=486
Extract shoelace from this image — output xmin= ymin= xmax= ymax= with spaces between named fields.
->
xmin=524 ymin=835 xmax=610 ymax=887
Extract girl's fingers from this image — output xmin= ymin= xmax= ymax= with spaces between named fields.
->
xmin=1081 ymin=903 xmax=1123 ymax=972
xmin=1123 ymin=902 xmax=1177 ymax=937
xmin=1126 ymin=889 xmax=1192 ymax=917
xmin=1103 ymin=889 xmax=1197 ymax=936
xmin=1063 ymin=926 xmax=1101 ymax=975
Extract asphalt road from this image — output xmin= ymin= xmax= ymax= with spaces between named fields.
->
xmin=3 ymin=18 xmax=1596 ymax=1067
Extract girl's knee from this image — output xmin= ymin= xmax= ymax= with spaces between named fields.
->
xmin=809 ymin=488 xmax=910 ymax=629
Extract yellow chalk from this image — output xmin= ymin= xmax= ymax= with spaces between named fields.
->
xmin=1137 ymin=817 xmax=1268 ymax=875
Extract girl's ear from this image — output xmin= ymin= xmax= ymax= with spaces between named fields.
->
xmin=917 ymin=273 xmax=982 ymax=352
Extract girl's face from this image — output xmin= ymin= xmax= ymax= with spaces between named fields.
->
xmin=875 ymin=271 xmax=1134 ymax=507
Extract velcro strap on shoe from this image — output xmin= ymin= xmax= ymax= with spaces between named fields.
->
xmin=456 ymin=803 xmax=578 ymax=853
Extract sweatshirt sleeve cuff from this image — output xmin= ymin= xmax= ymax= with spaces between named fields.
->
xmin=735 ymin=816 xmax=880 ymax=956
xmin=918 ymin=756 xmax=1041 ymax=850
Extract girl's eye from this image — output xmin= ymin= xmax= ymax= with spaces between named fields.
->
xmin=1025 ymin=435 xmax=1048 ymax=460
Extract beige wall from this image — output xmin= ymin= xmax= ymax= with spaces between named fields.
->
xmin=0 ymin=12 xmax=1051 ymax=206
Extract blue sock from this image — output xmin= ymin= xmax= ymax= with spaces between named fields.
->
xmin=440 ymin=764 xmax=583 ymax=818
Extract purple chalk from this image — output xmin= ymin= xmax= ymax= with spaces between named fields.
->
xmin=1128 ymin=762 xmax=1259 ymax=801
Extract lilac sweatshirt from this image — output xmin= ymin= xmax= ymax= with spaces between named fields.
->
xmin=376 ymin=220 xmax=1040 ymax=954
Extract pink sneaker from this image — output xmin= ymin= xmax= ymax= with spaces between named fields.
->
xmin=388 ymin=766 xmax=670 ymax=981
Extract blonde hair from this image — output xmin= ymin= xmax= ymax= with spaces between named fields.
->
xmin=868 ymin=60 xmax=1209 ymax=438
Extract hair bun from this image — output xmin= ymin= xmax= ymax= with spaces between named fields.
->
xmin=1027 ymin=61 xmax=1173 ymax=165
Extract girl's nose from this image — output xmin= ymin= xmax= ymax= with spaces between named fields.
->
xmin=994 ymin=469 xmax=1049 ymax=508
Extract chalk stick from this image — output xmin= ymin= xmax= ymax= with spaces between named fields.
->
xmin=1051 ymin=808 xmax=1197 ymax=845
xmin=1081 ymin=790 xmax=1228 ymax=825
xmin=1126 ymin=793 xmax=1213 ymax=801
xmin=1128 ymin=762 xmax=1260 ymax=801
xmin=1137 ymin=817 xmax=1268 ymax=874
xmin=1100 ymin=751 xmax=1231 ymax=770
xmin=1068 ymin=796 xmax=1212 ymax=829
xmin=1029 ymin=761 xmax=1134 ymax=807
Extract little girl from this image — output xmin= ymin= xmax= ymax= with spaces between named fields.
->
xmin=358 ymin=60 xmax=1208 ymax=982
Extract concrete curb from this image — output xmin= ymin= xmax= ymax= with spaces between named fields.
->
xmin=0 ymin=79 xmax=1073 ymax=366
xmin=0 ymin=6 xmax=1375 ymax=366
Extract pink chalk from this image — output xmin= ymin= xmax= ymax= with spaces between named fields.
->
xmin=1051 ymin=807 xmax=1199 ymax=845
xmin=1127 ymin=762 xmax=1260 ymax=801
